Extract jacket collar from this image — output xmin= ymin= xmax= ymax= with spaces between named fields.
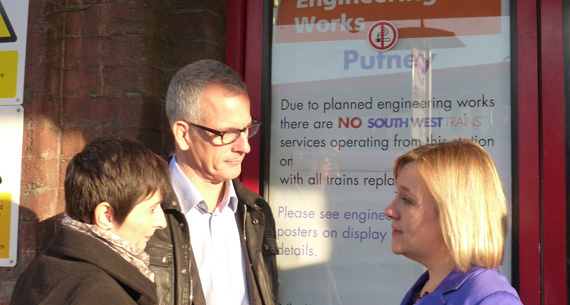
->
xmin=161 ymin=178 xmax=263 ymax=212
xmin=416 ymin=266 xmax=485 ymax=304
xmin=161 ymin=190 xmax=183 ymax=211
xmin=436 ymin=267 xmax=483 ymax=294
xmin=231 ymin=178 xmax=263 ymax=211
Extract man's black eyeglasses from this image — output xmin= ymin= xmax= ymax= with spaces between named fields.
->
xmin=185 ymin=118 xmax=261 ymax=145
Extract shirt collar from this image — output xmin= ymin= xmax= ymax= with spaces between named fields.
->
xmin=169 ymin=155 xmax=238 ymax=215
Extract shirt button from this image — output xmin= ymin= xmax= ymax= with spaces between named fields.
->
xmin=252 ymin=219 xmax=259 ymax=225
xmin=161 ymin=256 xmax=168 ymax=263
xmin=181 ymin=268 xmax=188 ymax=275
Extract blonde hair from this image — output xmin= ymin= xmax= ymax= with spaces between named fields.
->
xmin=393 ymin=139 xmax=508 ymax=272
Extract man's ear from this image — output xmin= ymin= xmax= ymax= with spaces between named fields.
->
xmin=172 ymin=121 xmax=191 ymax=151
xmin=93 ymin=202 xmax=115 ymax=230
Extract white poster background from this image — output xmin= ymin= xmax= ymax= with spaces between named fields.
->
xmin=0 ymin=105 xmax=23 ymax=267
xmin=269 ymin=1 xmax=511 ymax=304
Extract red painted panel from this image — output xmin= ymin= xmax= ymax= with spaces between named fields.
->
xmin=226 ymin=0 xmax=263 ymax=193
xmin=226 ymin=0 xmax=246 ymax=76
xmin=540 ymin=0 xmax=567 ymax=303
xmin=242 ymin=0 xmax=264 ymax=193
xmin=516 ymin=0 xmax=541 ymax=303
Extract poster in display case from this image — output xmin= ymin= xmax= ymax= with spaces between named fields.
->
xmin=268 ymin=0 xmax=512 ymax=304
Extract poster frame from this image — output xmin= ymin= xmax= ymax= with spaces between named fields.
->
xmin=223 ymin=0 xmax=560 ymax=302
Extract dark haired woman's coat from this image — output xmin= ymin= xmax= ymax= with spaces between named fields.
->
xmin=10 ymin=226 xmax=158 ymax=305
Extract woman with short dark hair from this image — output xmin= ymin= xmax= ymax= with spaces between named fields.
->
xmin=11 ymin=137 xmax=171 ymax=305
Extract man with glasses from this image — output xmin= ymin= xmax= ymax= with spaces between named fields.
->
xmin=146 ymin=60 xmax=278 ymax=305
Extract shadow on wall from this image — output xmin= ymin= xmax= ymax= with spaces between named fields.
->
xmin=0 ymin=206 xmax=63 ymax=305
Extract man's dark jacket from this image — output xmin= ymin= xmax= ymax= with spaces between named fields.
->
xmin=145 ymin=179 xmax=279 ymax=305
xmin=11 ymin=226 xmax=158 ymax=305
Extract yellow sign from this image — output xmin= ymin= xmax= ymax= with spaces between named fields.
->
xmin=0 ymin=1 xmax=16 ymax=43
xmin=0 ymin=193 xmax=11 ymax=258
xmin=0 ymin=50 xmax=18 ymax=98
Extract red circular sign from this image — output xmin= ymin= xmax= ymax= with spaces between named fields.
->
xmin=368 ymin=21 xmax=398 ymax=51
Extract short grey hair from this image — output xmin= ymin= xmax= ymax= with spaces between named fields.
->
xmin=165 ymin=59 xmax=248 ymax=126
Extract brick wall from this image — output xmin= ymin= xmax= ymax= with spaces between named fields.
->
xmin=0 ymin=0 xmax=227 ymax=302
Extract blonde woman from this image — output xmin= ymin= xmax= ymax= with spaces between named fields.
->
xmin=385 ymin=139 xmax=522 ymax=304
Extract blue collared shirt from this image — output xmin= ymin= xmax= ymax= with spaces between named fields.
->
xmin=170 ymin=156 xmax=249 ymax=305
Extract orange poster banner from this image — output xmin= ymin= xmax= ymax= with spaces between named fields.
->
xmin=275 ymin=0 xmax=502 ymax=43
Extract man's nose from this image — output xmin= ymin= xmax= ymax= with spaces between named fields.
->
xmin=232 ymin=131 xmax=251 ymax=154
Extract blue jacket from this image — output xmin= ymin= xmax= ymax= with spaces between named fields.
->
xmin=401 ymin=266 xmax=522 ymax=305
